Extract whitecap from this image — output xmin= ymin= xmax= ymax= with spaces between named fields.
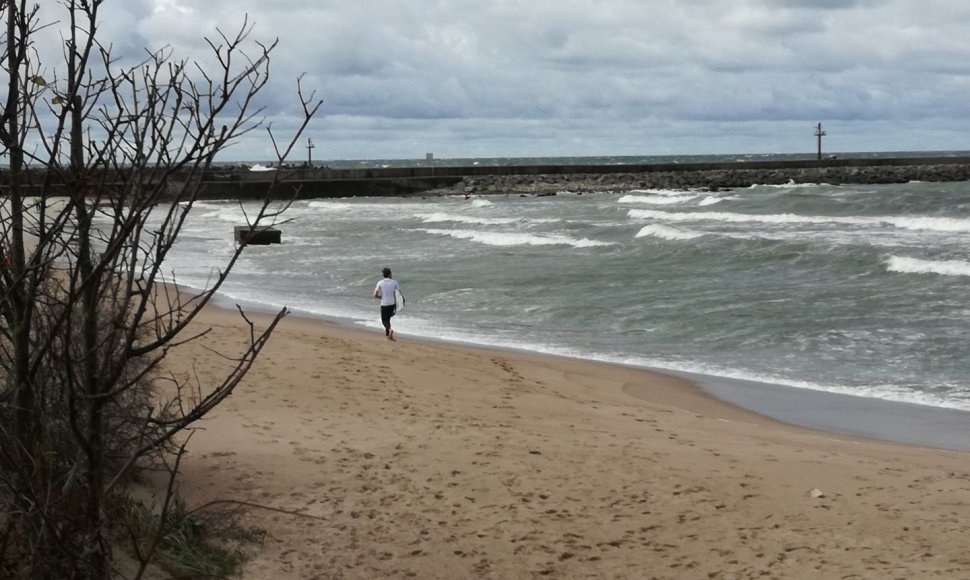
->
xmin=886 ymin=255 xmax=970 ymax=277
xmin=618 ymin=194 xmax=697 ymax=205
xmin=749 ymin=180 xmax=824 ymax=189
xmin=697 ymin=197 xmax=722 ymax=206
xmin=629 ymin=208 xmax=970 ymax=234
xmin=627 ymin=188 xmax=689 ymax=196
xmin=627 ymin=208 xmax=869 ymax=226
xmin=308 ymin=201 xmax=359 ymax=212
xmin=416 ymin=212 xmax=519 ymax=225
xmin=416 ymin=228 xmax=613 ymax=248
xmin=635 ymin=224 xmax=704 ymax=241
xmin=198 ymin=209 xmax=247 ymax=223
xmin=888 ymin=216 xmax=970 ymax=233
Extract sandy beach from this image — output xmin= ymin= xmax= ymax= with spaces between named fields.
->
xmin=166 ymin=303 xmax=970 ymax=579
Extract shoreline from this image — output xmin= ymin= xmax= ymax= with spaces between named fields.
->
xmin=680 ymin=370 xmax=970 ymax=452
xmin=167 ymin=297 xmax=970 ymax=579
xmin=214 ymin=293 xmax=970 ymax=452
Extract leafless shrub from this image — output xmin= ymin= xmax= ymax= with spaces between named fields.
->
xmin=0 ymin=2 xmax=321 ymax=577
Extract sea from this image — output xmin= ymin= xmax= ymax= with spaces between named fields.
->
xmin=147 ymin=153 xmax=970 ymax=445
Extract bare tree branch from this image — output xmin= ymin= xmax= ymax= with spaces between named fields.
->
xmin=0 ymin=4 xmax=320 ymax=576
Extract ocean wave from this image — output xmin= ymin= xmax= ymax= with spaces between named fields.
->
xmin=627 ymin=208 xmax=867 ymax=226
xmin=627 ymin=188 xmax=693 ymax=196
xmin=888 ymin=216 xmax=970 ymax=233
xmin=630 ymin=188 xmax=707 ymax=195
xmin=308 ymin=201 xmax=360 ymax=212
xmin=635 ymin=224 xmax=705 ymax=241
xmin=416 ymin=212 xmax=520 ymax=225
xmin=467 ymin=342 xmax=970 ymax=412
xmin=417 ymin=228 xmax=613 ymax=248
xmin=198 ymin=209 xmax=247 ymax=223
xmin=629 ymin=208 xmax=970 ymax=234
xmin=698 ymin=196 xmax=723 ymax=206
xmin=749 ymin=180 xmax=825 ymax=189
xmin=618 ymin=194 xmax=698 ymax=205
xmin=664 ymin=362 xmax=970 ymax=411
xmin=886 ymin=255 xmax=970 ymax=277
xmin=187 ymin=200 xmax=232 ymax=208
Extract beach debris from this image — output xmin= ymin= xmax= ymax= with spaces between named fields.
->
xmin=234 ymin=224 xmax=281 ymax=245
xmin=809 ymin=488 xmax=825 ymax=499
xmin=528 ymin=449 xmax=542 ymax=455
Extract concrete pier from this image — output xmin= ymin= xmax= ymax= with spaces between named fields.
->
xmin=6 ymin=155 xmax=970 ymax=200
xmin=188 ymin=155 xmax=970 ymax=199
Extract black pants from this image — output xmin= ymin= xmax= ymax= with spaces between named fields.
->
xmin=380 ymin=304 xmax=396 ymax=335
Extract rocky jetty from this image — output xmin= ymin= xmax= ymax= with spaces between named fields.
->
xmin=13 ymin=156 xmax=963 ymax=200
xmin=454 ymin=162 xmax=970 ymax=196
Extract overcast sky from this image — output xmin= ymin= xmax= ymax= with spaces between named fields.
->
xmin=54 ymin=1 xmax=970 ymax=160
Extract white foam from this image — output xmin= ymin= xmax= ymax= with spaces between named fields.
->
xmin=627 ymin=188 xmax=691 ymax=196
xmin=697 ymin=196 xmax=722 ymax=206
xmin=307 ymin=201 xmax=360 ymax=212
xmin=198 ymin=208 xmax=247 ymax=223
xmin=628 ymin=208 xmax=915 ymax=229
xmin=417 ymin=228 xmax=613 ymax=248
xmin=471 ymin=199 xmax=493 ymax=208
xmin=618 ymin=194 xmax=697 ymax=205
xmin=190 ymin=200 xmax=231 ymax=209
xmin=627 ymin=208 xmax=866 ymax=226
xmin=629 ymin=207 xmax=970 ymax=238
xmin=416 ymin=212 xmax=519 ymax=225
xmin=888 ymin=216 xmax=970 ymax=233
xmin=749 ymin=180 xmax=824 ymax=189
xmin=416 ymin=213 xmax=560 ymax=226
xmin=635 ymin=224 xmax=704 ymax=241
xmin=886 ymin=255 xmax=970 ymax=277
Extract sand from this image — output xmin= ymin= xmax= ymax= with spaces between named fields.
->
xmin=165 ymin=303 xmax=970 ymax=580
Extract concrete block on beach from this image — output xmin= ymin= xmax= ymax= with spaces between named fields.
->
xmin=234 ymin=225 xmax=281 ymax=245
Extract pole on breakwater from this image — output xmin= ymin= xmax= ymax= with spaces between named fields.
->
xmin=306 ymin=138 xmax=315 ymax=167
xmin=815 ymin=122 xmax=826 ymax=161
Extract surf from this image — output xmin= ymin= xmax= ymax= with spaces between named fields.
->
xmin=415 ymin=228 xmax=614 ymax=248
xmin=886 ymin=255 xmax=970 ymax=277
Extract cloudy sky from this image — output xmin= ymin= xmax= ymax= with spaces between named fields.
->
xmin=50 ymin=1 xmax=970 ymax=160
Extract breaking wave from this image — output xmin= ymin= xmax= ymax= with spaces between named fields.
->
xmin=416 ymin=228 xmax=613 ymax=248
xmin=886 ymin=255 xmax=970 ymax=277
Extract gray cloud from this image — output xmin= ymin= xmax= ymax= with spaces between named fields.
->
xmin=24 ymin=0 xmax=970 ymax=159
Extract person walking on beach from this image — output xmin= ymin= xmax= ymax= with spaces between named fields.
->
xmin=373 ymin=266 xmax=404 ymax=341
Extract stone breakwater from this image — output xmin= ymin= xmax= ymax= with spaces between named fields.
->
xmin=13 ymin=155 xmax=965 ymax=199
xmin=452 ymin=162 xmax=970 ymax=196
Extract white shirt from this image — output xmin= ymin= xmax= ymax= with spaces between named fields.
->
xmin=375 ymin=278 xmax=401 ymax=306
